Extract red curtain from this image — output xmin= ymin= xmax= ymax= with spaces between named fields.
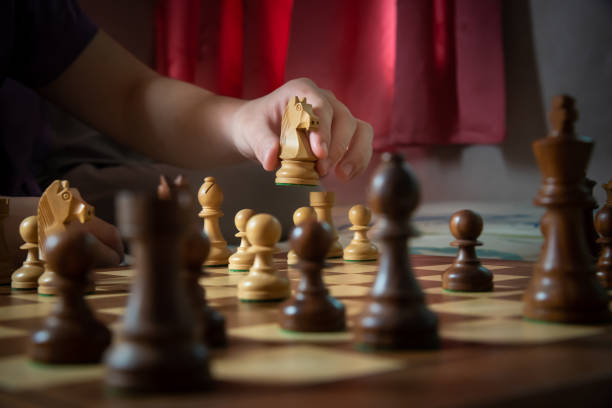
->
xmin=155 ymin=0 xmax=505 ymax=147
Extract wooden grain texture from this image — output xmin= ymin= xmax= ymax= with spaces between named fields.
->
xmin=275 ymin=96 xmax=320 ymax=186
xmin=442 ymin=210 xmax=493 ymax=292
xmin=0 ymin=254 xmax=611 ymax=407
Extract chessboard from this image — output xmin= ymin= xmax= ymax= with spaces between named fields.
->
xmin=1 ymin=254 xmax=612 ymax=407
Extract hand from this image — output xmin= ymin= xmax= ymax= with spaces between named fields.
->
xmin=66 ymin=216 xmax=124 ymax=268
xmin=231 ymin=78 xmax=374 ymax=181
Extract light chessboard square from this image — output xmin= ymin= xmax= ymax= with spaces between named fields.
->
xmin=324 ymin=262 xmax=379 ymax=274
xmin=0 ymin=356 xmax=104 ymax=391
xmin=328 ymin=285 xmax=370 ymax=298
xmin=424 ymin=286 xmax=523 ymax=298
xmin=414 ymin=264 xmax=511 ymax=272
xmin=430 ymin=298 xmax=523 ymax=317
xmin=212 ymin=345 xmax=402 ymax=384
xmin=419 ymin=273 xmax=527 ymax=283
xmin=200 ymin=274 xmax=244 ymax=286
xmin=441 ymin=318 xmax=607 ymax=344
xmin=324 ymin=273 xmax=375 ymax=285
xmin=229 ymin=323 xmax=352 ymax=343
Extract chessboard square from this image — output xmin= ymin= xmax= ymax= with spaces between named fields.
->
xmin=325 ymin=262 xmax=378 ymax=274
xmin=324 ymin=274 xmax=375 ymax=285
xmin=0 ymin=325 xmax=28 ymax=339
xmin=205 ymin=267 xmax=230 ymax=275
xmin=99 ymin=306 xmax=125 ymax=316
xmin=419 ymin=274 xmax=525 ymax=283
xmin=328 ymin=285 xmax=370 ymax=298
xmin=0 ymin=355 xmax=104 ymax=391
xmin=441 ymin=318 xmax=606 ymax=344
xmin=199 ymin=274 xmax=243 ymax=286
xmin=95 ymin=268 xmax=133 ymax=278
xmin=414 ymin=264 xmax=511 ymax=272
xmin=0 ymin=303 xmax=56 ymax=321
xmin=229 ymin=323 xmax=352 ymax=342
xmin=430 ymin=298 xmax=523 ymax=317
xmin=424 ymin=286 xmax=524 ymax=299
xmin=206 ymin=286 xmax=237 ymax=299
xmin=212 ymin=345 xmax=402 ymax=384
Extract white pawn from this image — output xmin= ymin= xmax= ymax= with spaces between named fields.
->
xmin=11 ymin=216 xmax=45 ymax=289
xmin=228 ymin=209 xmax=256 ymax=272
xmin=287 ymin=207 xmax=316 ymax=265
xmin=198 ymin=177 xmax=231 ymax=266
xmin=343 ymin=205 xmax=378 ymax=262
xmin=238 ymin=214 xmax=290 ymax=302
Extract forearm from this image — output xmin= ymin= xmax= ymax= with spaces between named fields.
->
xmin=122 ymin=76 xmax=246 ymax=168
xmin=41 ymin=31 xmax=246 ymax=169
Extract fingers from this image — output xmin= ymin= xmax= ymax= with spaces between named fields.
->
xmin=67 ymin=217 xmax=124 ymax=267
xmin=251 ymin=129 xmax=280 ymax=171
xmin=334 ymin=120 xmax=374 ymax=180
xmin=316 ymin=91 xmax=357 ymax=177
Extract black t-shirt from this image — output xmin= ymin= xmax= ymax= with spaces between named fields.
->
xmin=0 ymin=0 xmax=98 ymax=195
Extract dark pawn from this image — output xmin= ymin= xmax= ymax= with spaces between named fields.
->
xmin=184 ymin=230 xmax=227 ymax=347
xmin=105 ymin=194 xmax=210 ymax=392
xmin=279 ymin=220 xmax=345 ymax=332
xmin=354 ymin=153 xmax=439 ymax=350
xmin=29 ymin=229 xmax=111 ymax=364
xmin=442 ymin=210 xmax=493 ymax=292
xmin=595 ymin=179 xmax=612 ymax=288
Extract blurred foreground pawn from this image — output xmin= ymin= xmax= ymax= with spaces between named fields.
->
xmin=287 ymin=206 xmax=316 ymax=265
xmin=238 ymin=214 xmax=290 ymax=302
xmin=37 ymin=180 xmax=95 ymax=295
xmin=105 ymin=193 xmax=210 ymax=392
xmin=228 ymin=209 xmax=256 ymax=272
xmin=198 ymin=177 xmax=231 ymax=266
xmin=442 ymin=210 xmax=493 ymax=292
xmin=354 ymin=153 xmax=439 ymax=350
xmin=523 ymin=95 xmax=610 ymax=324
xmin=11 ymin=216 xmax=45 ymax=290
xmin=184 ymin=230 xmax=227 ymax=347
xmin=343 ymin=205 xmax=378 ymax=262
xmin=280 ymin=219 xmax=345 ymax=332
xmin=0 ymin=199 xmax=11 ymax=284
xmin=595 ymin=179 xmax=612 ymax=288
xmin=310 ymin=192 xmax=343 ymax=258
xmin=275 ymin=96 xmax=320 ymax=186
xmin=29 ymin=229 xmax=111 ymax=364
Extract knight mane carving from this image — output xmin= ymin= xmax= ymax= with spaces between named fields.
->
xmin=279 ymin=96 xmax=319 ymax=161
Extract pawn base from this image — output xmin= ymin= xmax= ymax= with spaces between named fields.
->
xmin=275 ymin=159 xmax=319 ymax=186
xmin=442 ymin=264 xmax=493 ymax=292
xmin=11 ymin=264 xmax=45 ymax=290
xmin=354 ymin=301 xmax=439 ymax=350
xmin=29 ymin=322 xmax=111 ymax=364
xmin=238 ymin=274 xmax=290 ymax=302
xmin=343 ymin=242 xmax=379 ymax=262
xmin=279 ymin=296 xmax=346 ymax=332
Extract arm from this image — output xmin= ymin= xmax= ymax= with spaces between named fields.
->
xmin=41 ymin=31 xmax=373 ymax=179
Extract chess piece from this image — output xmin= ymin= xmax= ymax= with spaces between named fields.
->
xmin=198 ymin=176 xmax=232 ymax=266
xmin=280 ymin=219 xmax=346 ymax=332
xmin=442 ymin=210 xmax=493 ymax=292
xmin=275 ymin=96 xmax=320 ymax=186
xmin=238 ymin=214 xmax=290 ymax=302
xmin=228 ymin=209 xmax=256 ymax=272
xmin=37 ymin=180 xmax=95 ymax=295
xmin=595 ymin=179 xmax=612 ymax=288
xmin=523 ymin=95 xmax=610 ymax=324
xmin=584 ymin=177 xmax=600 ymax=261
xmin=310 ymin=192 xmax=343 ymax=258
xmin=11 ymin=216 xmax=45 ymax=290
xmin=29 ymin=229 xmax=111 ymax=364
xmin=343 ymin=204 xmax=378 ymax=262
xmin=105 ymin=193 xmax=210 ymax=392
xmin=287 ymin=206 xmax=316 ymax=265
xmin=354 ymin=153 xmax=439 ymax=350
xmin=0 ymin=199 xmax=12 ymax=285
xmin=184 ymin=230 xmax=227 ymax=347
